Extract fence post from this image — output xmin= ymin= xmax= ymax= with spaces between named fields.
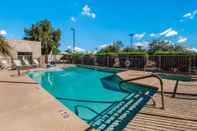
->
xmin=107 ymin=55 xmax=109 ymax=67
xmin=94 ymin=56 xmax=97 ymax=66
xmin=159 ymin=55 xmax=161 ymax=70
xmin=188 ymin=55 xmax=192 ymax=73
xmin=144 ymin=55 xmax=146 ymax=71
xmin=81 ymin=56 xmax=83 ymax=65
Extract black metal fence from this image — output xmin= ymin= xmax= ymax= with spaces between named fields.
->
xmin=149 ymin=55 xmax=197 ymax=72
xmin=61 ymin=54 xmax=197 ymax=73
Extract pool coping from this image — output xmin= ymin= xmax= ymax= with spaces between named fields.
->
xmin=77 ymin=64 xmax=128 ymax=73
xmin=77 ymin=65 xmax=160 ymax=90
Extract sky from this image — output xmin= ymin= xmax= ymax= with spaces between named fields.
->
xmin=0 ymin=0 xmax=197 ymax=52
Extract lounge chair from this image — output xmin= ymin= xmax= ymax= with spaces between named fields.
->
xmin=0 ymin=60 xmax=11 ymax=70
xmin=22 ymin=58 xmax=31 ymax=66
xmin=125 ymin=59 xmax=131 ymax=68
xmin=144 ymin=60 xmax=163 ymax=73
xmin=113 ymin=57 xmax=120 ymax=68
xmin=33 ymin=59 xmax=40 ymax=67
xmin=13 ymin=59 xmax=22 ymax=67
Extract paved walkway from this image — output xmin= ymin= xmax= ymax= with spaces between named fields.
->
xmin=0 ymin=68 xmax=89 ymax=131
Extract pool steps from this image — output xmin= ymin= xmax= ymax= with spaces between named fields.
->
xmin=85 ymin=75 xmax=157 ymax=130
xmin=89 ymin=91 xmax=153 ymax=131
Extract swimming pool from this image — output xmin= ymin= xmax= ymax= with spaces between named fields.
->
xmin=28 ymin=66 xmax=157 ymax=130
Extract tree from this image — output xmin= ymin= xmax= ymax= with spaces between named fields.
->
xmin=148 ymin=39 xmax=186 ymax=54
xmin=65 ymin=48 xmax=72 ymax=54
xmin=0 ymin=35 xmax=11 ymax=56
xmin=24 ymin=20 xmax=61 ymax=55
xmin=123 ymin=46 xmax=145 ymax=52
xmin=97 ymin=41 xmax=123 ymax=53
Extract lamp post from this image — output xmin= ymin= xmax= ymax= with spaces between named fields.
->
xmin=129 ymin=33 xmax=134 ymax=48
xmin=70 ymin=27 xmax=76 ymax=53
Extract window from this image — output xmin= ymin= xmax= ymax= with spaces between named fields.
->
xmin=17 ymin=52 xmax=32 ymax=64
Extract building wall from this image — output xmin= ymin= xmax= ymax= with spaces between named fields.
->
xmin=0 ymin=40 xmax=41 ymax=65
xmin=7 ymin=40 xmax=41 ymax=59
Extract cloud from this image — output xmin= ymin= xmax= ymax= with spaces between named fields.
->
xmin=81 ymin=5 xmax=96 ymax=19
xmin=97 ymin=43 xmax=114 ymax=50
xmin=70 ymin=16 xmax=76 ymax=22
xmin=187 ymin=48 xmax=197 ymax=52
xmin=191 ymin=48 xmax=197 ymax=52
xmin=150 ymin=33 xmax=156 ymax=37
xmin=160 ymin=28 xmax=178 ymax=37
xmin=181 ymin=9 xmax=197 ymax=21
xmin=74 ymin=47 xmax=86 ymax=52
xmin=165 ymin=30 xmax=178 ymax=37
xmin=0 ymin=30 xmax=7 ymax=36
xmin=177 ymin=36 xmax=187 ymax=43
xmin=160 ymin=28 xmax=172 ymax=36
xmin=67 ymin=45 xmax=85 ymax=52
xmin=183 ymin=13 xmax=192 ymax=18
xmin=91 ymin=13 xmax=96 ymax=19
xmin=98 ymin=44 xmax=109 ymax=49
xmin=133 ymin=33 xmax=145 ymax=40
xmin=133 ymin=41 xmax=148 ymax=47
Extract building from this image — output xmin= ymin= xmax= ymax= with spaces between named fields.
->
xmin=0 ymin=40 xmax=41 ymax=65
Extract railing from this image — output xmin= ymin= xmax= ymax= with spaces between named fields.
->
xmin=61 ymin=55 xmax=197 ymax=74
xmin=119 ymin=74 xmax=165 ymax=109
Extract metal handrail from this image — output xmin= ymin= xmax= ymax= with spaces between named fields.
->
xmin=119 ymin=74 xmax=165 ymax=109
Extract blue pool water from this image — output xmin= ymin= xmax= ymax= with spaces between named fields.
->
xmin=27 ymin=66 xmax=157 ymax=130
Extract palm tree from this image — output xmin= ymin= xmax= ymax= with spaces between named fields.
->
xmin=0 ymin=36 xmax=11 ymax=56
xmin=24 ymin=20 xmax=61 ymax=55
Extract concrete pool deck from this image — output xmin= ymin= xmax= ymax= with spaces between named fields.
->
xmin=0 ymin=65 xmax=90 ymax=131
xmin=0 ymin=65 xmax=197 ymax=131
xmin=118 ymin=70 xmax=197 ymax=131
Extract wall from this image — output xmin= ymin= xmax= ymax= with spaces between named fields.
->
xmin=7 ymin=40 xmax=41 ymax=59
xmin=0 ymin=40 xmax=41 ymax=65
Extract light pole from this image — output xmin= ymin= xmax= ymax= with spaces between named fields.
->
xmin=70 ymin=27 xmax=76 ymax=53
xmin=129 ymin=33 xmax=134 ymax=48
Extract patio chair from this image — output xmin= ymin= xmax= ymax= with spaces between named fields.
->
xmin=22 ymin=57 xmax=31 ymax=66
xmin=13 ymin=59 xmax=22 ymax=67
xmin=0 ymin=60 xmax=11 ymax=70
xmin=144 ymin=60 xmax=163 ymax=73
xmin=33 ymin=59 xmax=40 ymax=67
xmin=113 ymin=57 xmax=120 ymax=68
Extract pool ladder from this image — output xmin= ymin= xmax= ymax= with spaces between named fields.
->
xmin=119 ymin=74 xmax=165 ymax=109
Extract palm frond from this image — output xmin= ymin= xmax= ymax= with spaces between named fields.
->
xmin=0 ymin=36 xmax=12 ymax=56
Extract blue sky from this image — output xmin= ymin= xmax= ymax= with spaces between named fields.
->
xmin=0 ymin=0 xmax=197 ymax=51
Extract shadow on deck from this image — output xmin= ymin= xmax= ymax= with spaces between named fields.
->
xmin=118 ymin=70 xmax=197 ymax=131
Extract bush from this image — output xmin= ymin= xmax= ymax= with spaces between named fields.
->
xmin=152 ymin=50 xmax=197 ymax=56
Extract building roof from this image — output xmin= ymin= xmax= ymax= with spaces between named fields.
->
xmin=7 ymin=40 xmax=41 ymax=52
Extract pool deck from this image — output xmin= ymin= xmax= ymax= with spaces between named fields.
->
xmin=118 ymin=70 xmax=197 ymax=131
xmin=0 ymin=65 xmax=90 ymax=131
xmin=0 ymin=65 xmax=197 ymax=131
